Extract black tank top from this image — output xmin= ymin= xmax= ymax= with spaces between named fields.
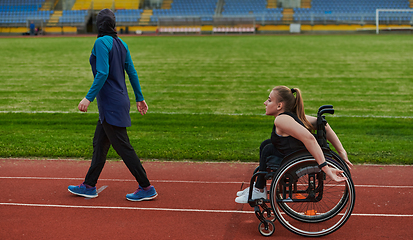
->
xmin=271 ymin=112 xmax=307 ymax=156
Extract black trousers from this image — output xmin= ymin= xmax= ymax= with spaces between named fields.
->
xmin=84 ymin=120 xmax=150 ymax=188
xmin=255 ymin=139 xmax=283 ymax=189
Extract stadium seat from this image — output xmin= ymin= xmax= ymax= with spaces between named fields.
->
xmin=151 ymin=0 xmax=217 ymax=23
xmin=221 ymin=0 xmax=283 ymax=22
xmin=71 ymin=0 xmax=92 ymax=10
xmin=294 ymin=0 xmax=411 ymax=24
xmin=115 ymin=0 xmax=141 ymax=10
xmin=59 ymin=10 xmax=88 ymax=24
xmin=0 ymin=0 xmax=52 ymax=24
xmin=115 ymin=9 xmax=143 ymax=23
xmin=91 ymin=0 xmax=113 ymax=10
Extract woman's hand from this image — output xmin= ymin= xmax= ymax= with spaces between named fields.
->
xmin=323 ymin=166 xmax=347 ymax=182
xmin=137 ymin=100 xmax=148 ymax=115
xmin=338 ymin=150 xmax=353 ymax=170
xmin=78 ymin=98 xmax=91 ymax=112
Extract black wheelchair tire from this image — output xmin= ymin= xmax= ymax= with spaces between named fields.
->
xmin=269 ymin=155 xmax=355 ymax=237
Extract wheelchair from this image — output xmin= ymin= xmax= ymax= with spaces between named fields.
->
xmin=244 ymin=105 xmax=355 ymax=237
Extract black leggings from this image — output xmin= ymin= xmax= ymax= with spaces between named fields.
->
xmin=255 ymin=139 xmax=283 ymax=189
xmin=84 ymin=120 xmax=151 ymax=188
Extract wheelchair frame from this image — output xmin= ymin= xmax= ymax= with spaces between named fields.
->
xmin=245 ymin=105 xmax=355 ymax=237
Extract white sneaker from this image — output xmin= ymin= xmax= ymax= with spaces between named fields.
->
xmin=236 ymin=187 xmax=250 ymax=197
xmin=235 ymin=187 xmax=267 ymax=204
xmin=237 ymin=186 xmax=267 ymax=197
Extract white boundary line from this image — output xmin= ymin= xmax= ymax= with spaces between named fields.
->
xmin=0 ymin=176 xmax=412 ymax=188
xmin=0 ymin=202 xmax=251 ymax=214
xmin=0 ymin=202 xmax=412 ymax=217
xmin=3 ymin=158 xmax=413 ymax=167
xmin=354 ymin=184 xmax=413 ymax=189
xmin=352 ymin=213 xmax=413 ymax=217
xmin=0 ymin=176 xmax=240 ymax=184
xmin=0 ymin=110 xmax=412 ymax=118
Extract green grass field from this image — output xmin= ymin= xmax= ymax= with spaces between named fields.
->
xmin=0 ymin=35 xmax=412 ymax=164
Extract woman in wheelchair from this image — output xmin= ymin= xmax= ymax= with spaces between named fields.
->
xmin=235 ymin=86 xmax=353 ymax=204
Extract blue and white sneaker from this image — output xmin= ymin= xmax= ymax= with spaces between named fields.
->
xmin=68 ymin=183 xmax=98 ymax=198
xmin=126 ymin=185 xmax=157 ymax=202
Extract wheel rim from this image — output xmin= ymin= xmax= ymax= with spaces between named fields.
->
xmin=276 ymin=159 xmax=349 ymax=223
xmin=270 ymin=158 xmax=355 ymax=237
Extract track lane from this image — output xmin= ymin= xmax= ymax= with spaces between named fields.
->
xmin=0 ymin=178 xmax=412 ymax=215
xmin=0 ymin=159 xmax=412 ymax=239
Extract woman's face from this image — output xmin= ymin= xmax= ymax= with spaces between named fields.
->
xmin=264 ymin=90 xmax=281 ymax=116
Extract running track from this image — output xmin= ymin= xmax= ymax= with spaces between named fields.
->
xmin=0 ymin=159 xmax=412 ymax=239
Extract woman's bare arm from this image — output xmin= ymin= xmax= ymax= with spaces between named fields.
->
xmin=306 ymin=115 xmax=352 ymax=169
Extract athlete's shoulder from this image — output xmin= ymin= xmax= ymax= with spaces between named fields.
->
xmin=274 ymin=114 xmax=295 ymax=126
xmin=94 ymin=36 xmax=113 ymax=49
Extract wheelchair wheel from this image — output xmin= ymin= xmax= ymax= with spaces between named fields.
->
xmin=269 ymin=155 xmax=355 ymax=237
xmin=258 ymin=220 xmax=275 ymax=237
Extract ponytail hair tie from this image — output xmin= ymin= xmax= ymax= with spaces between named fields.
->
xmin=291 ymin=88 xmax=296 ymax=94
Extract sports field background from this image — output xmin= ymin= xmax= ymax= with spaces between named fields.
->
xmin=0 ymin=35 xmax=412 ymax=163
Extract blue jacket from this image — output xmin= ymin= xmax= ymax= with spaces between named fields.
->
xmin=86 ymin=36 xmax=144 ymax=127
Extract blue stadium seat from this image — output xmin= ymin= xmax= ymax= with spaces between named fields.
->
xmin=59 ymin=10 xmax=88 ymax=24
xmin=294 ymin=0 xmax=411 ymax=23
xmin=114 ymin=9 xmax=143 ymax=23
xmin=151 ymin=0 xmax=217 ymax=23
xmin=0 ymin=0 xmax=52 ymax=24
xmin=221 ymin=0 xmax=283 ymax=22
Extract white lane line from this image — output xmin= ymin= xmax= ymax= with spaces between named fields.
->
xmin=0 ymin=202 xmax=251 ymax=214
xmin=0 ymin=202 xmax=412 ymax=217
xmin=1 ymin=110 xmax=412 ymax=118
xmin=0 ymin=176 xmax=412 ymax=189
xmin=2 ymin=159 xmax=412 ymax=168
xmin=352 ymin=213 xmax=413 ymax=217
xmin=355 ymin=184 xmax=413 ymax=188
xmin=0 ymin=177 xmax=241 ymax=184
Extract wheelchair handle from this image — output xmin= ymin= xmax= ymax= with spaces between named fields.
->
xmin=318 ymin=108 xmax=334 ymax=117
xmin=318 ymin=105 xmax=333 ymax=114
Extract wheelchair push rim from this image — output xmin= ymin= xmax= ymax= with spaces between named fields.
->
xmin=275 ymin=158 xmax=349 ymax=223
xmin=270 ymin=157 xmax=355 ymax=237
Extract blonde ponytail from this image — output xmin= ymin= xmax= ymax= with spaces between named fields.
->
xmin=273 ymin=86 xmax=314 ymax=132
xmin=291 ymin=88 xmax=314 ymax=132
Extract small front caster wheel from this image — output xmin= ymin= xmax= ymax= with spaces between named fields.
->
xmin=258 ymin=220 xmax=275 ymax=237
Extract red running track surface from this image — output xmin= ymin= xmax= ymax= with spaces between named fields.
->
xmin=0 ymin=159 xmax=412 ymax=239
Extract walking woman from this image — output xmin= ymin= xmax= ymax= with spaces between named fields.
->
xmin=68 ymin=9 xmax=157 ymax=201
